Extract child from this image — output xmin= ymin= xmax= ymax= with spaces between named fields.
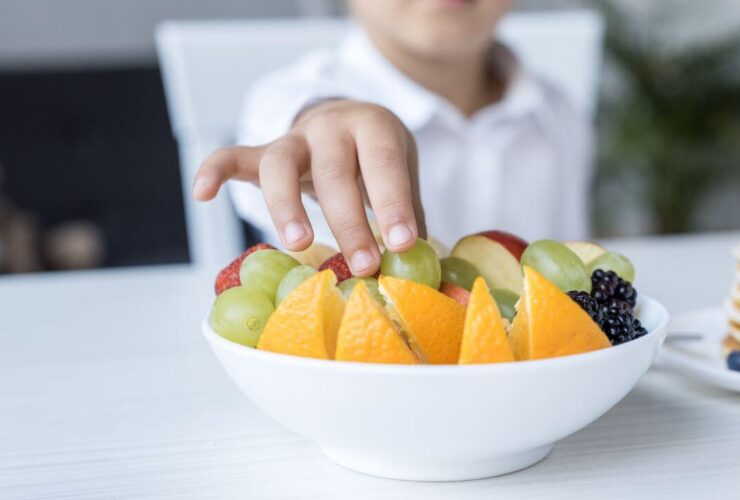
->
xmin=193 ymin=0 xmax=592 ymax=277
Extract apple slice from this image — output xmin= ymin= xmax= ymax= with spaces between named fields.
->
xmin=287 ymin=242 xmax=337 ymax=268
xmin=476 ymin=230 xmax=528 ymax=260
xmin=451 ymin=234 xmax=525 ymax=294
xmin=563 ymin=241 xmax=607 ymax=266
xmin=368 ymin=219 xmax=386 ymax=251
xmin=427 ymin=235 xmax=450 ymax=258
xmin=440 ymin=282 xmax=471 ymax=305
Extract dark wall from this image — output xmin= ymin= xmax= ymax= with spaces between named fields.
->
xmin=0 ymin=66 xmax=189 ymax=268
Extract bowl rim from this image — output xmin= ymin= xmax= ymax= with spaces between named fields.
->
xmin=203 ymin=294 xmax=670 ymax=375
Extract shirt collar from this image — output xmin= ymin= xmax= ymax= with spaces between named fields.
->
xmin=337 ymin=28 xmax=439 ymax=130
xmin=336 ymin=28 xmax=547 ymax=131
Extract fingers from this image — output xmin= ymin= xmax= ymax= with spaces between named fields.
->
xmin=354 ymin=113 xmax=419 ymax=252
xmin=194 ymin=103 xmax=426 ymax=277
xmin=258 ymin=135 xmax=314 ymax=251
xmin=405 ymin=134 xmax=427 ymax=240
xmin=192 ymin=145 xmax=265 ymax=201
xmin=309 ymin=131 xmax=380 ymax=276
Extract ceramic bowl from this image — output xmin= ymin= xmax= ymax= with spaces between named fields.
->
xmin=203 ymin=295 xmax=669 ymax=481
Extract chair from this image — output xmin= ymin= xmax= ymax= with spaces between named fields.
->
xmin=156 ymin=11 xmax=603 ymax=272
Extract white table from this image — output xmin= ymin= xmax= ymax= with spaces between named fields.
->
xmin=2 ymin=232 xmax=739 ymax=499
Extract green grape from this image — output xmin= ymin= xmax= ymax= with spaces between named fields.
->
xmin=588 ymin=251 xmax=635 ymax=282
xmin=239 ymin=249 xmax=299 ymax=302
xmin=338 ymin=277 xmax=385 ymax=304
xmin=209 ymin=286 xmax=274 ymax=347
xmin=380 ymin=238 xmax=441 ymax=289
xmin=275 ymin=265 xmax=317 ymax=304
xmin=521 ymin=239 xmax=591 ymax=293
xmin=490 ymin=288 xmax=519 ymax=321
xmin=440 ymin=256 xmax=480 ymax=291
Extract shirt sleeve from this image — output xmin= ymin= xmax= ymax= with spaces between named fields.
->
xmin=229 ymin=51 xmax=340 ymax=247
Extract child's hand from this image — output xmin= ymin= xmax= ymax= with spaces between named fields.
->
xmin=192 ymin=100 xmax=426 ymax=276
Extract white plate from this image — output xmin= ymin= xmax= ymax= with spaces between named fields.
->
xmin=659 ymin=307 xmax=740 ymax=392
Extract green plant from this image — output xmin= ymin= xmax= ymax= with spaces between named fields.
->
xmin=593 ymin=0 xmax=740 ymax=234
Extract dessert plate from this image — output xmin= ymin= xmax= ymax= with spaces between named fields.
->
xmin=659 ymin=307 xmax=740 ymax=392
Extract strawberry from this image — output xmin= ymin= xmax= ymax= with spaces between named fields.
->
xmin=318 ymin=252 xmax=353 ymax=283
xmin=440 ymin=282 xmax=470 ymax=306
xmin=214 ymin=243 xmax=275 ymax=295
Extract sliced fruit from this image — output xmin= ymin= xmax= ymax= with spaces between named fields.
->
xmin=427 ymin=235 xmax=451 ymax=258
xmin=257 ymin=270 xmax=345 ymax=359
xmin=508 ymin=290 xmax=530 ymax=361
xmin=564 ymin=241 xmax=607 ymax=265
xmin=520 ymin=239 xmax=591 ymax=293
xmin=458 ymin=277 xmax=515 ymax=364
xmin=380 ymin=238 xmax=441 ymax=290
xmin=368 ymin=218 xmax=386 ymax=250
xmin=324 ymin=279 xmax=346 ymax=358
xmin=287 ymin=242 xmax=337 ymax=268
xmin=440 ymin=256 xmax=479 ymax=290
xmin=338 ymin=277 xmax=385 ymax=305
xmin=239 ymin=249 xmax=300 ymax=302
xmin=379 ymin=276 xmax=466 ymax=364
xmin=319 ymin=252 xmax=353 ymax=283
xmin=335 ymin=281 xmax=418 ymax=364
xmin=451 ymin=235 xmax=523 ymax=294
xmin=476 ymin=230 xmax=529 ymax=259
xmin=214 ymin=243 xmax=275 ymax=295
xmin=440 ymin=282 xmax=470 ymax=305
xmin=275 ymin=265 xmax=318 ymax=305
xmin=509 ymin=266 xmax=610 ymax=361
xmin=209 ymin=286 xmax=275 ymax=347
xmin=588 ymin=251 xmax=636 ymax=283
xmin=489 ymin=287 xmax=519 ymax=321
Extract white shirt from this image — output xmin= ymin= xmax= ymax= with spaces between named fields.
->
xmin=232 ymin=29 xmax=593 ymax=248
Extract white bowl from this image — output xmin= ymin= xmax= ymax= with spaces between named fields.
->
xmin=203 ymin=295 xmax=669 ymax=481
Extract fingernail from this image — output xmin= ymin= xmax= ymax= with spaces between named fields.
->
xmin=350 ymin=249 xmax=374 ymax=273
xmin=193 ymin=178 xmax=208 ymax=197
xmin=387 ymin=224 xmax=414 ymax=248
xmin=283 ymin=221 xmax=307 ymax=245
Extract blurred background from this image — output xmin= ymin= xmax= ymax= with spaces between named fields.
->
xmin=0 ymin=0 xmax=738 ymax=274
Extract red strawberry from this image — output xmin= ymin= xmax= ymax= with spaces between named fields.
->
xmin=214 ymin=243 xmax=275 ymax=295
xmin=318 ymin=252 xmax=353 ymax=283
xmin=440 ymin=282 xmax=470 ymax=306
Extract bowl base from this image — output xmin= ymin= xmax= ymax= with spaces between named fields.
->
xmin=322 ymin=443 xmax=553 ymax=481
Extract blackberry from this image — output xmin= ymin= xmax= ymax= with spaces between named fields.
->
xmin=568 ymin=290 xmax=646 ymax=346
xmin=727 ymin=351 xmax=740 ymax=372
xmin=567 ymin=291 xmax=603 ymax=326
xmin=591 ymin=269 xmax=637 ymax=313
xmin=601 ymin=307 xmax=647 ymax=345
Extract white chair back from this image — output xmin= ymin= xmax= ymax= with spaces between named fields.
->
xmin=156 ymin=11 xmax=603 ymax=271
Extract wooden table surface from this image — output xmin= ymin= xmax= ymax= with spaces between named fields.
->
xmin=1 ymin=231 xmax=739 ymax=499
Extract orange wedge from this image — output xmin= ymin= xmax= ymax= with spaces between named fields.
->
xmin=257 ymin=270 xmax=345 ymax=359
xmin=378 ymin=276 xmax=466 ymax=364
xmin=509 ymin=266 xmax=610 ymax=360
xmin=335 ymin=281 xmax=418 ymax=364
xmin=458 ymin=277 xmax=515 ymax=364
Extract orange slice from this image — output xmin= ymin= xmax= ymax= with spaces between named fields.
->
xmin=257 ymin=270 xmax=345 ymax=359
xmin=458 ymin=277 xmax=515 ymax=364
xmin=509 ymin=266 xmax=610 ymax=361
xmin=378 ymin=276 xmax=466 ymax=364
xmin=335 ymin=281 xmax=418 ymax=364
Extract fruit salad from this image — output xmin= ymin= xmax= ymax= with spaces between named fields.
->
xmin=208 ymin=230 xmax=648 ymax=365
